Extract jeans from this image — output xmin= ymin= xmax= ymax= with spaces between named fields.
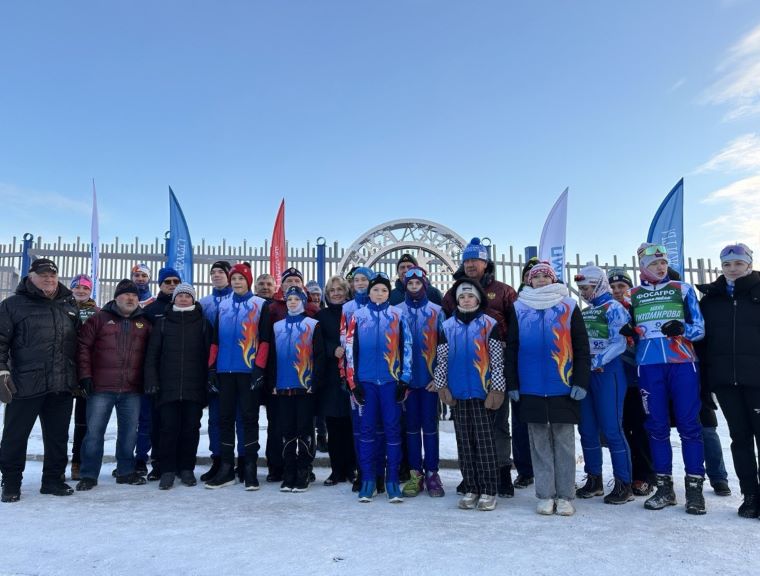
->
xmin=80 ymin=392 xmax=141 ymax=480
xmin=528 ymin=422 xmax=576 ymax=500
xmin=702 ymin=426 xmax=728 ymax=484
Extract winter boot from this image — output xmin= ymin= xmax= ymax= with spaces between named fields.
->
xmin=555 ymin=498 xmax=576 ymax=516
xmin=40 ymin=481 xmax=74 ymax=496
xmin=458 ymin=492 xmax=479 ymax=510
xmin=116 ymin=472 xmax=147 ymax=486
xmin=235 ymin=456 xmax=246 ymax=483
xmin=476 ymin=494 xmax=497 ymax=511
xmin=514 ymin=474 xmax=534 ymax=489
xmin=75 ymin=478 xmax=97 ymax=491
xmin=244 ymin=461 xmax=260 ymax=491
xmin=293 ymin=469 xmax=310 ymax=493
xmin=737 ymin=494 xmax=759 ymax=518
xmin=632 ymin=479 xmax=653 ymax=496
xmin=147 ymin=462 xmax=161 ymax=482
xmin=1 ymin=480 xmax=20 ymax=503
xmin=684 ymin=475 xmax=706 ymax=515
xmin=204 ymin=463 xmax=237 ymax=489
xmin=358 ymin=481 xmax=377 ymax=502
xmin=711 ymin=479 xmax=731 ymax=497
xmin=498 ymin=465 xmax=514 ymax=498
xmin=135 ymin=459 xmax=148 ymax=476
xmin=158 ymin=472 xmax=175 ymax=490
xmin=178 ymin=470 xmax=197 ymax=487
xmin=386 ymin=481 xmax=404 ymax=503
xmin=200 ymin=456 xmax=221 ymax=482
xmin=425 ymin=471 xmax=445 ymax=498
xmin=402 ymin=470 xmax=423 ymax=497
xmin=644 ymin=474 xmax=677 ymax=510
xmin=575 ymin=473 xmax=604 ymax=498
xmin=603 ymin=478 xmax=635 ymax=505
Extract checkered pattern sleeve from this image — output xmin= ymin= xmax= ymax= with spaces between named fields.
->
xmin=488 ymin=337 xmax=505 ymax=392
xmin=434 ymin=342 xmax=449 ymax=389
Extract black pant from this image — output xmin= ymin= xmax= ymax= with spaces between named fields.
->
xmin=623 ymin=385 xmax=655 ymax=483
xmin=492 ymin=395 xmax=512 ymax=468
xmin=150 ymin=397 xmax=162 ymax=465
xmin=261 ymin=392 xmax=283 ymax=473
xmin=510 ymin=400 xmax=533 ymax=477
xmin=0 ymin=392 xmax=73 ymax=487
xmin=716 ymin=386 xmax=760 ymax=495
xmin=71 ymin=395 xmax=87 ymax=464
xmin=277 ymin=394 xmax=315 ymax=479
xmin=326 ymin=416 xmax=356 ymax=479
xmin=159 ymin=401 xmax=203 ymax=473
xmin=218 ymin=373 xmax=260 ymax=465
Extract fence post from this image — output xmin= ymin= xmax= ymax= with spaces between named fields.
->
xmin=316 ymin=237 xmax=326 ymax=288
xmin=20 ymin=233 xmax=34 ymax=276
xmin=697 ymin=258 xmax=706 ymax=285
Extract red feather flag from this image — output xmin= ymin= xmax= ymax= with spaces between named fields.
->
xmin=270 ymin=199 xmax=286 ymax=287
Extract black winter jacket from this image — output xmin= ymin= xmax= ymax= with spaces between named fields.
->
xmin=0 ymin=279 xmax=80 ymax=398
xmin=696 ymin=272 xmax=760 ymax=390
xmin=144 ymin=305 xmax=212 ymax=406
xmin=315 ymin=302 xmax=352 ymax=418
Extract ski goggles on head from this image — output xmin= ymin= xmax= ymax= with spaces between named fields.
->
xmin=404 ymin=268 xmax=425 ymax=280
xmin=372 ymin=272 xmax=389 ymax=280
xmin=720 ymin=245 xmax=751 ymax=258
xmin=638 ymin=244 xmax=668 ymax=258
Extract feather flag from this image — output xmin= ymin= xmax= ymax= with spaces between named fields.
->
xmin=539 ymin=187 xmax=569 ymax=281
xmin=167 ymin=186 xmax=193 ymax=284
xmin=90 ymin=179 xmax=100 ymax=302
xmin=647 ymin=178 xmax=684 ymax=279
xmin=270 ymin=199 xmax=286 ymax=287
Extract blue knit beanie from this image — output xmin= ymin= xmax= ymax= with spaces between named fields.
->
xmin=158 ymin=267 xmax=181 ymax=284
xmin=462 ymin=238 xmax=489 ymax=263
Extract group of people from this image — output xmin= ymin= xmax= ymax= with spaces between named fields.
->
xmin=1 ymin=238 xmax=759 ymax=520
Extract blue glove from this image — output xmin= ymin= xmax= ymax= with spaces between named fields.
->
xmin=508 ymin=390 xmax=520 ymax=403
xmin=570 ymin=386 xmax=587 ymax=401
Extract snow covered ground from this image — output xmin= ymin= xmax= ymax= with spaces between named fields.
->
xmin=1 ymin=407 xmax=758 ymax=576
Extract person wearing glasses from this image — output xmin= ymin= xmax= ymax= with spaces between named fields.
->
xmin=696 ymin=243 xmax=760 ymax=519
xmin=573 ymin=265 xmax=634 ymax=504
xmin=345 ymin=272 xmax=412 ymax=503
xmin=137 ymin=267 xmax=182 ymax=482
xmin=396 ymin=266 xmax=445 ymax=498
xmin=625 ymin=243 xmax=706 ymax=514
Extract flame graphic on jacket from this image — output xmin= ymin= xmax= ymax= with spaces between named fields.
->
xmin=237 ymin=303 xmax=260 ymax=369
xmin=421 ymin=309 xmax=438 ymax=377
xmin=667 ymin=335 xmax=694 ymax=361
xmin=293 ymin=324 xmax=313 ymax=388
xmin=383 ymin=314 xmax=401 ymax=380
xmin=550 ymin=303 xmax=573 ymax=387
xmin=472 ymin=322 xmax=490 ymax=392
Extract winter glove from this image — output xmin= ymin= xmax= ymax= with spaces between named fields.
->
xmin=484 ymin=390 xmax=505 ymax=411
xmin=508 ymin=389 xmax=520 ymax=403
xmin=569 ymin=385 xmax=587 ymax=401
xmin=352 ymin=382 xmax=366 ymax=406
xmin=79 ymin=377 xmax=93 ymax=398
xmin=251 ymin=367 xmax=265 ymax=392
xmin=438 ymin=387 xmax=457 ymax=407
xmin=339 ymin=376 xmax=349 ymax=393
xmin=619 ymin=322 xmax=636 ymax=338
xmin=144 ymin=381 xmax=158 ymax=396
xmin=395 ymin=381 xmax=408 ymax=403
xmin=660 ymin=319 xmax=685 ymax=338
xmin=207 ymin=370 xmax=219 ymax=394
xmin=0 ymin=371 xmax=17 ymax=404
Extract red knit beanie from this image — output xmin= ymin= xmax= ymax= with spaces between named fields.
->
xmin=229 ymin=263 xmax=253 ymax=289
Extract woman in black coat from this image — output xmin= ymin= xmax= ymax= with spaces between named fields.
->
xmin=144 ymin=283 xmax=212 ymax=490
xmin=697 ymin=243 xmax=760 ymax=519
xmin=315 ymin=275 xmax=356 ymax=486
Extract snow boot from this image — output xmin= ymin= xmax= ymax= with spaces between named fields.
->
xmin=425 ymin=471 xmax=445 ymax=498
xmin=40 ymin=481 xmax=74 ymax=496
xmin=498 ymin=465 xmax=514 ymax=498
xmin=1 ymin=480 xmax=20 ymax=503
xmin=603 ymin=478 xmax=635 ymax=505
xmin=632 ymin=479 xmax=653 ymax=496
xmin=158 ymin=472 xmax=175 ymax=490
xmin=358 ymin=481 xmax=377 ymax=502
xmin=402 ymin=470 xmax=423 ymax=497
xmin=644 ymin=474 xmax=677 ymax=510
xmin=204 ymin=463 xmax=237 ymax=489
xmin=178 ymin=470 xmax=197 ymax=487
xmin=576 ymin=473 xmax=604 ymax=498
xmin=711 ymin=479 xmax=731 ymax=497
xmin=75 ymin=478 xmax=97 ymax=492
xmin=685 ymin=475 xmax=706 ymax=515
xmin=244 ymin=461 xmax=260 ymax=491
xmin=738 ymin=494 xmax=759 ymax=518
xmin=200 ymin=456 xmax=221 ymax=482
xmin=116 ymin=472 xmax=147 ymax=486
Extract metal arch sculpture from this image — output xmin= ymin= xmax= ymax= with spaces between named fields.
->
xmin=337 ymin=219 xmax=467 ymax=277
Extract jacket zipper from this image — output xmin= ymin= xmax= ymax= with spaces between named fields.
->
xmin=732 ymin=297 xmax=737 ymax=386
xmin=180 ymin=313 xmax=185 ymax=401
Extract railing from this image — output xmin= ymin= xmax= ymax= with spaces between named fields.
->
xmin=0 ymin=235 xmax=722 ymax=304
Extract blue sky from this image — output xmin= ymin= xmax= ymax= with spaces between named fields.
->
xmin=2 ymin=1 xmax=760 ymax=267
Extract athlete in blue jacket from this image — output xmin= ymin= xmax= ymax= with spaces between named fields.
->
xmin=345 ymin=273 xmax=412 ymax=503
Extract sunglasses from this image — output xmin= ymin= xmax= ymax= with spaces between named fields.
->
xmin=720 ymin=245 xmax=751 ymax=258
xmin=404 ymin=268 xmax=425 ymax=280
xmin=163 ymin=279 xmax=181 ymax=285
xmin=639 ymin=245 xmax=668 ymax=258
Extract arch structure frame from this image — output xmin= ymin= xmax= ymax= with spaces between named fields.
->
xmin=337 ymin=219 xmax=467 ymax=283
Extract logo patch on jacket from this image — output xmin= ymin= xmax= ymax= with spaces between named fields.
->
xmin=107 ymin=320 xmax=116 ymax=325
xmin=136 ymin=322 xmax=144 ymax=329
xmin=487 ymin=292 xmax=496 ymax=300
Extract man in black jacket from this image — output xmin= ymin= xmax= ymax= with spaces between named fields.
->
xmin=0 ymin=258 xmax=81 ymax=502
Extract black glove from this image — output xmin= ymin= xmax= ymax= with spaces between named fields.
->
xmin=619 ymin=323 xmax=636 ymax=338
xmin=395 ymin=381 xmax=408 ymax=403
xmin=352 ymin=383 xmax=366 ymax=406
xmin=144 ymin=381 xmax=158 ymax=396
xmin=207 ymin=370 xmax=219 ymax=394
xmin=0 ymin=371 xmax=17 ymax=404
xmin=251 ymin=367 xmax=265 ymax=392
xmin=660 ymin=320 xmax=685 ymax=337
xmin=79 ymin=377 xmax=93 ymax=398
xmin=339 ymin=376 xmax=349 ymax=393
